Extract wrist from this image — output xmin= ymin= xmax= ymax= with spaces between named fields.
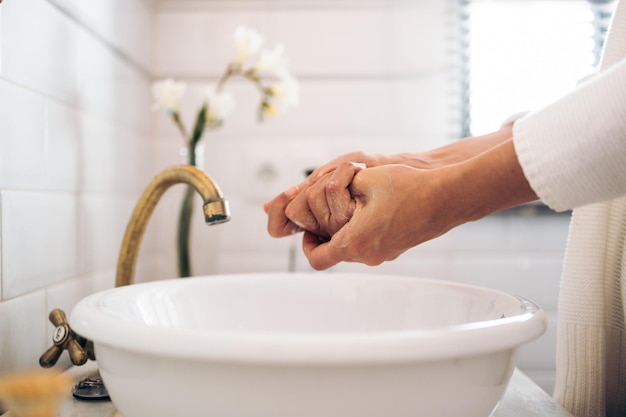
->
xmin=424 ymin=125 xmax=516 ymax=168
xmin=440 ymin=139 xmax=538 ymax=223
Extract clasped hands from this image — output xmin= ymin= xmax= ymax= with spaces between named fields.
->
xmin=263 ymin=126 xmax=533 ymax=270
xmin=263 ymin=151 xmax=455 ymax=270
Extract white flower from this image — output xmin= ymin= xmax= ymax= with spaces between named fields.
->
xmin=253 ymin=44 xmax=290 ymax=77
xmin=205 ymin=87 xmax=236 ymax=122
xmin=234 ymin=26 xmax=264 ymax=65
xmin=268 ymin=74 xmax=299 ymax=108
xmin=151 ymin=78 xmax=186 ymax=112
xmin=262 ymin=75 xmax=299 ymax=120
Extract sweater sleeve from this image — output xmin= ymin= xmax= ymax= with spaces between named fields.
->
xmin=512 ymin=57 xmax=626 ymax=212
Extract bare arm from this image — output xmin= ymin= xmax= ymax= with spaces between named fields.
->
xmin=301 ymin=138 xmax=538 ymax=270
xmin=264 ymin=124 xmax=514 ymax=238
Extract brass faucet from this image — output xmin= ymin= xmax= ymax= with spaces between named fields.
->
xmin=115 ymin=164 xmax=230 ymax=287
xmin=38 ymin=165 xmax=229 ymax=373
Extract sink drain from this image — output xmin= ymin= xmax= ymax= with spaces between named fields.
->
xmin=72 ymin=375 xmax=110 ymax=401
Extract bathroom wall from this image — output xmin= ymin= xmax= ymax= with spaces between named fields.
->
xmin=0 ymin=0 xmax=156 ymax=372
xmin=0 ymin=0 xmax=567 ymax=396
xmin=151 ymin=0 xmax=569 ymax=394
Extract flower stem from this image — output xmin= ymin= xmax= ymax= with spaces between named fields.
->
xmin=176 ymin=140 xmax=197 ymax=278
xmin=216 ymin=66 xmax=235 ymax=93
xmin=171 ymin=111 xmax=189 ymax=142
xmin=175 ymin=61 xmax=268 ymax=278
xmin=177 ymin=185 xmax=194 ymax=278
xmin=243 ymin=69 xmax=267 ymax=94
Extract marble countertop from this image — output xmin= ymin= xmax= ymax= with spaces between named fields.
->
xmin=45 ymin=363 xmax=574 ymax=417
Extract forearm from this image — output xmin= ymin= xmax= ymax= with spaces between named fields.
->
xmin=301 ymin=138 xmax=537 ymax=270
xmin=389 ymin=124 xmax=514 ymax=169
xmin=266 ymin=124 xmax=516 ymax=239
xmin=441 ymin=138 xmax=538 ymax=223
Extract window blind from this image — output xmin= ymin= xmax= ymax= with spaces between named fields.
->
xmin=459 ymin=0 xmax=616 ymax=137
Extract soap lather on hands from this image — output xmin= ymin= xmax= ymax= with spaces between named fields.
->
xmin=263 ymin=151 xmax=389 ymax=239
xmin=263 ymin=153 xmax=447 ymax=270
xmin=279 ymin=161 xmax=363 ymax=239
xmin=263 ymin=159 xmax=366 ymax=270
xmin=263 ymin=149 xmax=441 ymax=240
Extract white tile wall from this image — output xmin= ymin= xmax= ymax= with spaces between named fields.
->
xmin=1 ymin=191 xmax=78 ymax=299
xmin=0 ymin=0 xmax=155 ymax=374
xmin=152 ymin=2 xmax=450 ymax=79
xmin=47 ymin=0 xmax=153 ymax=72
xmin=1 ymin=0 xmax=79 ymax=103
xmin=0 ymin=290 xmax=48 ymax=373
xmin=0 ymin=80 xmax=47 ymax=190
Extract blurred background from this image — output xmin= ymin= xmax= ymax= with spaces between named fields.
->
xmin=0 ymin=0 xmax=617 ymax=395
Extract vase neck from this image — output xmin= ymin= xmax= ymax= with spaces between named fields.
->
xmin=188 ymin=141 xmax=197 ymax=166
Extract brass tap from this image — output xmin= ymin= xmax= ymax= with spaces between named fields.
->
xmin=39 ymin=309 xmax=94 ymax=368
xmin=38 ymin=165 xmax=229 ymax=369
xmin=115 ymin=165 xmax=230 ymax=287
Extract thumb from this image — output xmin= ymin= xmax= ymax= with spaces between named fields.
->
xmin=302 ymin=231 xmax=346 ymax=271
xmin=347 ymin=168 xmax=370 ymax=205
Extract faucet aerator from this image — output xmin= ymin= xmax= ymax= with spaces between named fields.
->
xmin=203 ymin=199 xmax=231 ymax=225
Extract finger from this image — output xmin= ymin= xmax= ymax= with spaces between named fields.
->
xmin=297 ymin=163 xmax=362 ymax=237
xmin=265 ymin=185 xmax=304 ymax=237
xmin=326 ymin=162 xmax=364 ymax=226
xmin=302 ymin=174 xmax=335 ymax=235
xmin=285 ymin=169 xmax=344 ymax=237
xmin=285 ymin=185 xmax=322 ymax=234
xmin=302 ymin=231 xmax=344 ymax=271
xmin=307 ymin=160 xmax=342 ymax=182
xmin=347 ymin=168 xmax=370 ymax=205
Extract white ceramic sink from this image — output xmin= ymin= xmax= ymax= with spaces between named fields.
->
xmin=70 ymin=273 xmax=547 ymax=417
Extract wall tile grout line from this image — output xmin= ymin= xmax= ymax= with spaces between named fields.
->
xmin=45 ymin=0 xmax=153 ymax=80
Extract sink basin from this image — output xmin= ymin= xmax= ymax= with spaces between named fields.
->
xmin=69 ymin=273 xmax=547 ymax=417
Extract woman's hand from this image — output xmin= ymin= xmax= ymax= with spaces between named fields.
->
xmin=300 ymin=139 xmax=538 ymax=270
xmin=264 ymin=126 xmax=516 ymax=240
xmin=264 ymin=151 xmax=437 ymax=238
xmin=264 ymin=152 xmax=387 ymax=238
xmin=283 ymin=161 xmax=364 ymax=238
xmin=301 ymin=164 xmax=452 ymax=270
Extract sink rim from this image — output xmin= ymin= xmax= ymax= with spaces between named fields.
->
xmin=69 ymin=273 xmax=547 ymax=365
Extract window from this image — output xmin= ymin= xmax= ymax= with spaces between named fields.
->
xmin=460 ymin=0 xmax=616 ymax=137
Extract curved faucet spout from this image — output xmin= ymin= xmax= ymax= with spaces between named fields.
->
xmin=115 ymin=165 xmax=230 ymax=287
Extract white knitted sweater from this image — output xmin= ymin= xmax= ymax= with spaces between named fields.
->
xmin=512 ymin=1 xmax=626 ymax=416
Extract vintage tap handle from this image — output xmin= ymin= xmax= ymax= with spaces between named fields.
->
xmin=39 ymin=309 xmax=95 ymax=368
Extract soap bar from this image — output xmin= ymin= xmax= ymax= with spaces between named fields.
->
xmin=0 ymin=370 xmax=71 ymax=417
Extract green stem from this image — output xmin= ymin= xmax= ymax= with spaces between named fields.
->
xmin=176 ymin=140 xmax=197 ymax=278
xmin=243 ymin=69 xmax=268 ymax=95
xmin=175 ymin=61 xmax=266 ymax=277
xmin=216 ymin=65 xmax=237 ymax=93
xmin=171 ymin=111 xmax=189 ymax=142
